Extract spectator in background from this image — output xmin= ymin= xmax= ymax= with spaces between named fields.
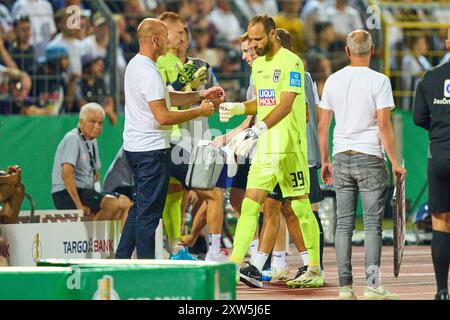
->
xmin=123 ymin=0 xmax=147 ymax=37
xmin=302 ymin=0 xmax=331 ymax=48
xmin=33 ymin=46 xmax=69 ymax=114
xmin=274 ymin=0 xmax=306 ymax=55
xmin=0 ymin=165 xmax=25 ymax=224
xmin=78 ymin=12 xmax=91 ymax=40
xmin=81 ymin=14 xmax=127 ymax=81
xmin=235 ymin=0 xmax=278 ymax=22
xmin=176 ymin=0 xmax=194 ymax=22
xmin=325 ymin=0 xmax=363 ymax=41
xmin=11 ymin=0 xmax=57 ymax=58
xmin=51 ymin=103 xmax=131 ymax=221
xmin=1 ymin=76 xmax=37 ymax=115
xmin=115 ymin=14 xmax=137 ymax=63
xmin=0 ymin=30 xmax=18 ymax=69
xmin=401 ymin=35 xmax=432 ymax=111
xmin=0 ymin=3 xmax=12 ymax=35
xmin=0 ymin=64 xmax=33 ymax=114
xmin=188 ymin=0 xmax=216 ymax=48
xmin=79 ymin=56 xmax=117 ymax=124
xmin=309 ymin=22 xmax=335 ymax=58
xmin=189 ymin=26 xmax=223 ymax=70
xmin=48 ymin=10 xmax=83 ymax=82
xmin=307 ymin=53 xmax=332 ymax=99
xmin=81 ymin=14 xmax=108 ymax=61
xmin=309 ymin=22 xmax=346 ymax=72
xmin=207 ymin=0 xmax=242 ymax=47
xmin=7 ymin=15 xmax=35 ymax=75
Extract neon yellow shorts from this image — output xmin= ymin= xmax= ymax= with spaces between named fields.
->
xmin=246 ymin=152 xmax=310 ymax=198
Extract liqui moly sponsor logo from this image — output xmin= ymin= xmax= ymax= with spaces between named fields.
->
xmin=63 ymin=238 xmax=114 ymax=254
xmin=258 ymin=89 xmax=276 ymax=106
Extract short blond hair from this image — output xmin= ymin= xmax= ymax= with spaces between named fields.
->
xmin=240 ymin=32 xmax=249 ymax=43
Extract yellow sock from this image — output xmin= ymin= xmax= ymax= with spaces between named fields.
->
xmin=291 ymin=198 xmax=320 ymax=267
xmin=230 ymin=197 xmax=261 ymax=264
xmin=162 ymin=191 xmax=183 ymax=252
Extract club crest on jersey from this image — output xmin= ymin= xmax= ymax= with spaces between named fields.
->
xmin=290 ymin=72 xmax=301 ymax=87
xmin=273 ymin=69 xmax=281 ymax=83
xmin=444 ymin=79 xmax=450 ymax=98
xmin=259 ymin=89 xmax=276 ymax=106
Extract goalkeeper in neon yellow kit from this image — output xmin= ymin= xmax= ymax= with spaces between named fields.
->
xmin=219 ymin=14 xmax=323 ymax=288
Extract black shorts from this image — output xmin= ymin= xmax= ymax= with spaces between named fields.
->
xmin=231 ymin=159 xmax=251 ymax=190
xmin=428 ymin=157 xmax=450 ymax=214
xmin=170 ymin=144 xmax=230 ymax=190
xmin=267 ymin=183 xmax=283 ymax=202
xmin=308 ymin=166 xmax=324 ymax=204
xmin=112 ymin=186 xmax=135 ymax=201
xmin=52 ymin=188 xmax=113 ymax=214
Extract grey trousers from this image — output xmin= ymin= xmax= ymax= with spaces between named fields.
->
xmin=332 ymin=152 xmax=388 ymax=287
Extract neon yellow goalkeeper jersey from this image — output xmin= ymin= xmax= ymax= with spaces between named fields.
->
xmin=251 ymin=47 xmax=307 ymax=154
xmin=157 ymin=53 xmax=181 ymax=83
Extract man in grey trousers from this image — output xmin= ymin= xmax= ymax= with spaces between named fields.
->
xmin=318 ymin=29 xmax=406 ymax=300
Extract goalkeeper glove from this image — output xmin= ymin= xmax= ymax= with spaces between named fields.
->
xmin=170 ymin=61 xmax=198 ymax=91
xmin=219 ymin=102 xmax=245 ymax=122
xmin=189 ymin=65 xmax=208 ymax=90
xmin=231 ymin=121 xmax=268 ymax=157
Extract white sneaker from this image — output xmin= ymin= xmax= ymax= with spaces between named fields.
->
xmin=339 ymin=287 xmax=357 ymax=300
xmin=205 ymin=251 xmax=229 ymax=263
xmin=271 ymin=264 xmax=290 ymax=281
xmin=363 ymin=286 xmax=399 ymax=300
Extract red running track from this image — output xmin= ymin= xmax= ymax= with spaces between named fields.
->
xmin=236 ymin=245 xmax=443 ymax=300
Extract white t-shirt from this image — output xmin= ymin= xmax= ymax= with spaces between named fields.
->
xmin=123 ymin=54 xmax=172 ymax=152
xmin=48 ymin=35 xmax=83 ymax=76
xmin=207 ymin=9 xmax=242 ymax=43
xmin=11 ymin=0 xmax=56 ymax=57
xmin=81 ymin=35 xmax=107 ymax=60
xmin=325 ymin=5 xmax=363 ymax=37
xmin=320 ymin=66 xmax=395 ymax=158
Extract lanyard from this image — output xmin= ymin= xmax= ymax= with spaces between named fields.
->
xmin=78 ymin=128 xmax=97 ymax=179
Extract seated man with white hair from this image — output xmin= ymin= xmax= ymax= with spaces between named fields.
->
xmin=51 ymin=103 xmax=131 ymax=221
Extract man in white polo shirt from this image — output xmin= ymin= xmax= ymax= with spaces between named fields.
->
xmin=318 ymin=30 xmax=406 ymax=300
xmin=115 ymin=18 xmax=224 ymax=259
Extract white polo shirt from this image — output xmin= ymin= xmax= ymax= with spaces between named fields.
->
xmin=320 ymin=66 xmax=395 ymax=159
xmin=123 ymin=54 xmax=172 ymax=152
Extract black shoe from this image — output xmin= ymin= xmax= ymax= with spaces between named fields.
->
xmin=239 ymin=263 xmax=263 ymax=288
xmin=434 ymin=290 xmax=449 ymax=300
xmin=190 ymin=235 xmax=207 ymax=254
xmin=287 ymin=265 xmax=308 ymax=282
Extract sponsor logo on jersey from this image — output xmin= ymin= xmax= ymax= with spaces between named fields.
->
xmin=433 ymin=97 xmax=450 ymax=105
xmin=290 ymin=72 xmax=301 ymax=87
xmin=444 ymin=79 xmax=450 ymax=97
xmin=273 ymin=69 xmax=281 ymax=82
xmin=259 ymin=89 xmax=276 ymax=106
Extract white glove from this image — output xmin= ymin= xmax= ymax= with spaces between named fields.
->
xmin=219 ymin=102 xmax=245 ymax=122
xmin=232 ymin=121 xmax=268 ymax=157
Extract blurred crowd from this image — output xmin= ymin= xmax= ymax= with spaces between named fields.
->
xmin=1 ymin=0 xmax=450 ymax=117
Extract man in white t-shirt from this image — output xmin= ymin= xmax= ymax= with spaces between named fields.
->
xmin=318 ymin=30 xmax=406 ymax=300
xmin=325 ymin=0 xmax=363 ymax=40
xmin=11 ymin=0 xmax=57 ymax=58
xmin=115 ymin=18 xmax=224 ymax=260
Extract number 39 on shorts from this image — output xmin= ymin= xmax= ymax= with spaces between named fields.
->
xmin=290 ymin=171 xmax=305 ymax=188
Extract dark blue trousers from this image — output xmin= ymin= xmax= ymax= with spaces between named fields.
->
xmin=115 ymin=148 xmax=171 ymax=259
